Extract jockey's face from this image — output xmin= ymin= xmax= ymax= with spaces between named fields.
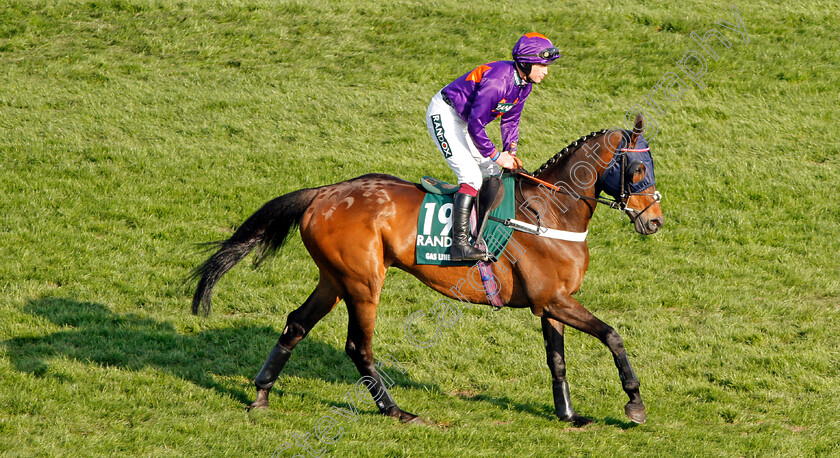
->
xmin=529 ymin=64 xmax=549 ymax=83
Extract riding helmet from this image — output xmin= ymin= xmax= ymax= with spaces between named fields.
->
xmin=512 ymin=33 xmax=561 ymax=81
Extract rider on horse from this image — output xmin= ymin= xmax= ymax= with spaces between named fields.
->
xmin=425 ymin=33 xmax=561 ymax=261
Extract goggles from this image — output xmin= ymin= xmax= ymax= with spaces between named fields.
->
xmin=516 ymin=47 xmax=561 ymax=60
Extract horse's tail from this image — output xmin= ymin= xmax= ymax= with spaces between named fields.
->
xmin=190 ymin=187 xmax=319 ymax=316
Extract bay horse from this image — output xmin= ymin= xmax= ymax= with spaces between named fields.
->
xmin=191 ymin=114 xmax=663 ymax=426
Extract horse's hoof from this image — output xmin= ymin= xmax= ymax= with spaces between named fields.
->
xmin=386 ymin=407 xmax=425 ymax=424
xmin=560 ymin=414 xmax=593 ymax=428
xmin=403 ymin=415 xmax=427 ymax=425
xmin=625 ymin=402 xmax=647 ymax=424
xmin=396 ymin=411 xmax=421 ymax=424
xmin=248 ymin=389 xmax=270 ymax=410
xmin=248 ymin=401 xmax=268 ymax=411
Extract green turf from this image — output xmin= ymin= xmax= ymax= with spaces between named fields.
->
xmin=1 ymin=0 xmax=838 ymax=455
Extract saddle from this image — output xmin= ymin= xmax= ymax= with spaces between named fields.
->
xmin=419 ymin=175 xmax=505 ymax=246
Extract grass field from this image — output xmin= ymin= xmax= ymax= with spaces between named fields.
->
xmin=1 ymin=0 xmax=839 ymax=455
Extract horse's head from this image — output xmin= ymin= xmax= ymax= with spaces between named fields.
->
xmin=599 ymin=115 xmax=664 ymax=235
xmin=529 ymin=115 xmax=663 ymax=235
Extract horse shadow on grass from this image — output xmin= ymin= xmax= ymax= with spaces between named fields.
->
xmin=4 ymin=297 xmax=434 ymax=411
xmin=456 ymin=393 xmax=638 ymax=429
xmin=6 ymin=297 xmax=630 ymax=426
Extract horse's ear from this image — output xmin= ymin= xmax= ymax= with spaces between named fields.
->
xmin=630 ymin=113 xmax=644 ymax=148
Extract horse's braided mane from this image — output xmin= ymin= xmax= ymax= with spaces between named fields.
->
xmin=532 ymin=129 xmax=610 ymax=177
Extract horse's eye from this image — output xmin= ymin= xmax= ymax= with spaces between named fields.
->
xmin=625 ymin=161 xmax=646 ymax=183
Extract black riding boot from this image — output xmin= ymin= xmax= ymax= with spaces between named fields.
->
xmin=449 ymin=192 xmax=486 ymax=262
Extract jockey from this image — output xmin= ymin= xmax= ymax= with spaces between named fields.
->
xmin=426 ymin=33 xmax=561 ymax=261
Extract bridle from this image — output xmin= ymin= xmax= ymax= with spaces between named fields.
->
xmin=613 ymin=140 xmax=662 ymax=223
xmin=515 ymin=132 xmax=662 ymax=222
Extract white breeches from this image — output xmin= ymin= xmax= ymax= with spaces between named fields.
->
xmin=426 ymin=91 xmax=500 ymax=190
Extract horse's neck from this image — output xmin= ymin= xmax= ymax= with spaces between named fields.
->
xmin=523 ymin=174 xmax=594 ymax=233
xmin=527 ymin=138 xmax=614 ymax=232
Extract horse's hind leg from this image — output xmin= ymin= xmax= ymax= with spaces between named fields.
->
xmin=344 ymin=295 xmax=421 ymax=424
xmin=541 ymin=316 xmax=593 ymax=426
xmin=249 ymin=276 xmax=340 ymax=409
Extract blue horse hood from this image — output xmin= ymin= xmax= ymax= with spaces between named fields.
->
xmin=600 ymin=134 xmax=655 ymax=199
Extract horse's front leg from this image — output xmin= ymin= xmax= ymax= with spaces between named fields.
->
xmin=541 ymin=316 xmax=593 ymax=426
xmin=537 ymin=294 xmax=646 ymax=424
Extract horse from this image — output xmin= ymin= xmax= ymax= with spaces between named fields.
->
xmin=190 ymin=114 xmax=663 ymax=426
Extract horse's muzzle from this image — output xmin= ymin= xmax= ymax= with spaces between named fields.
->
xmin=636 ymin=215 xmax=664 ymax=235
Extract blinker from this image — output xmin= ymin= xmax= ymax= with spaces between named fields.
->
xmin=625 ymin=160 xmax=646 ymax=184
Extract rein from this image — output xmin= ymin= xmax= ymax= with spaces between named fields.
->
xmin=516 ymin=172 xmax=624 ymax=209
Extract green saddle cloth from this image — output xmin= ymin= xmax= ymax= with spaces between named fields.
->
xmin=415 ymin=174 xmax=515 ymax=266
